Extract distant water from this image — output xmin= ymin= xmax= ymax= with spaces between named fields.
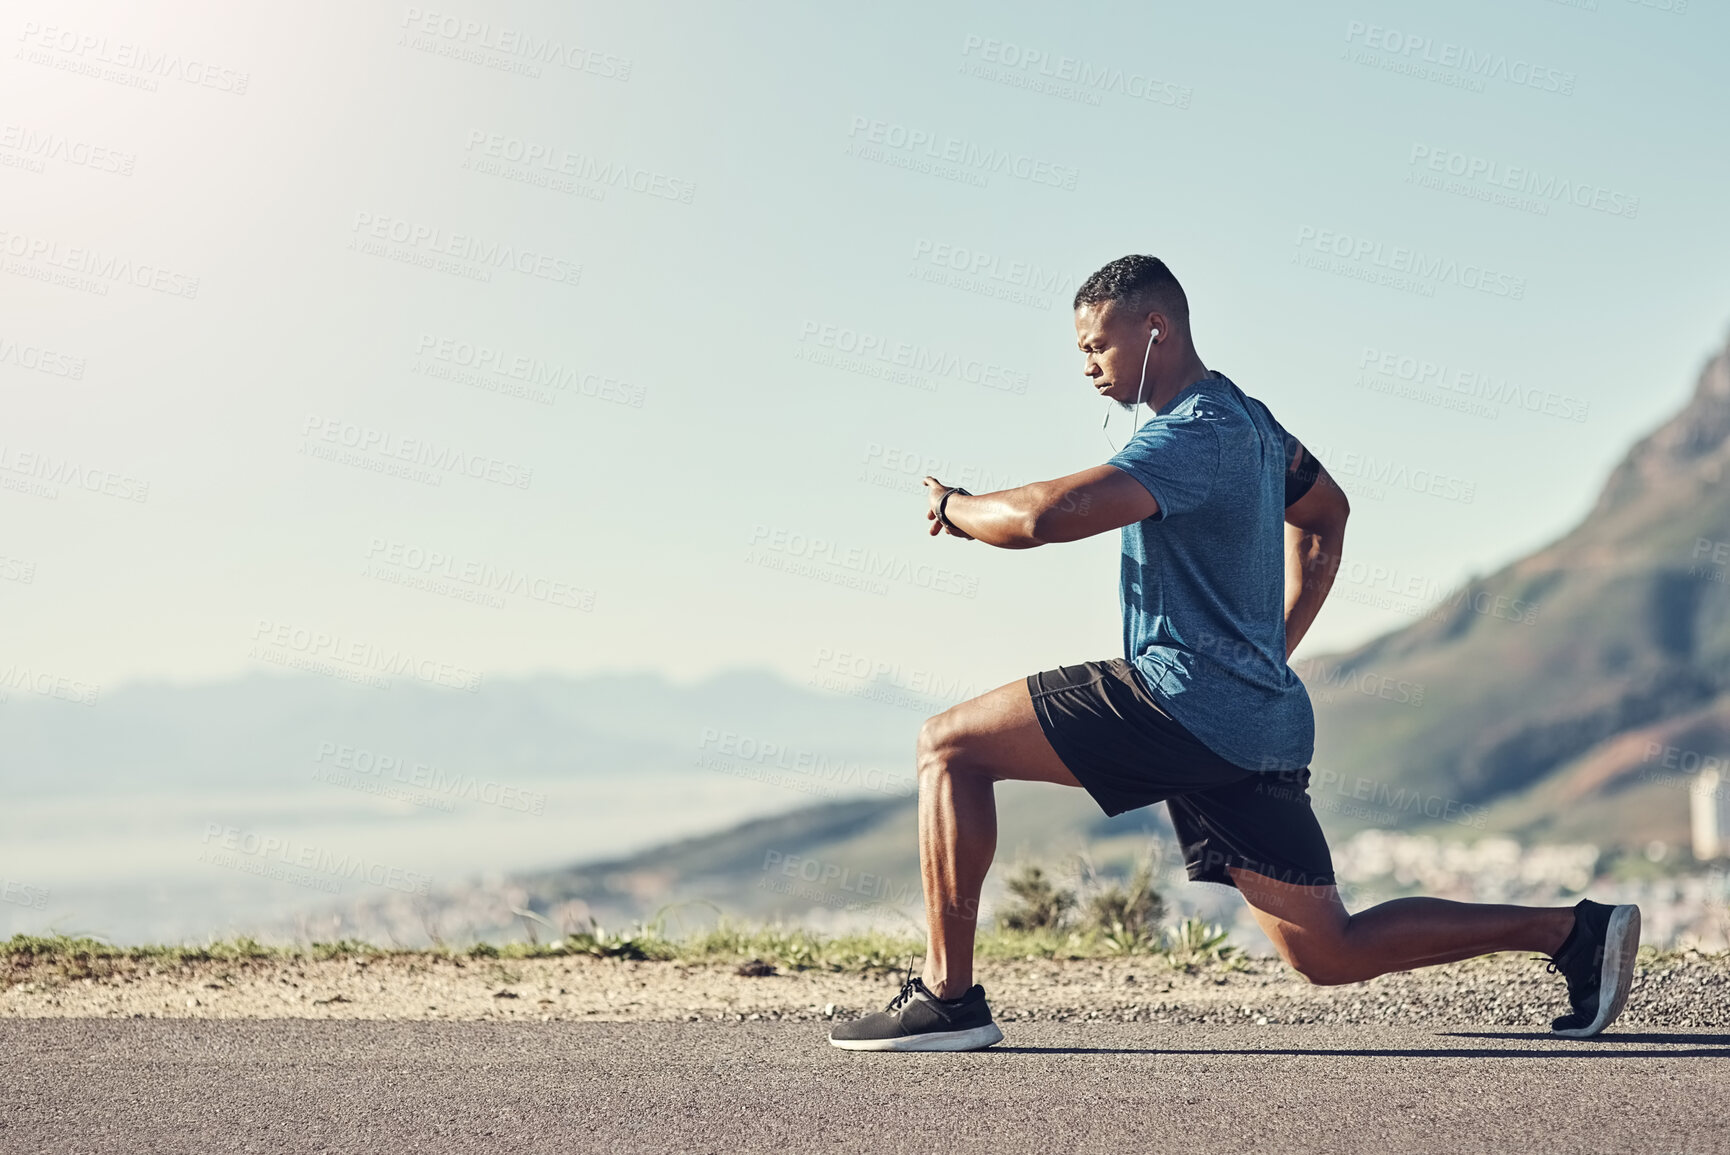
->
xmin=0 ymin=770 xmax=834 ymax=945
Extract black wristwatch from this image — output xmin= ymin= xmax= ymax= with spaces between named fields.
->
xmin=937 ymin=486 xmax=972 ymax=533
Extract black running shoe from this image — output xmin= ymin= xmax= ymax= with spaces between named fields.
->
xmin=828 ymin=967 xmax=1004 ymax=1052
xmin=1546 ymin=898 xmax=1641 ymax=1037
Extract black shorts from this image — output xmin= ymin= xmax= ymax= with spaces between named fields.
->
xmin=1026 ymin=658 xmax=1336 ymax=889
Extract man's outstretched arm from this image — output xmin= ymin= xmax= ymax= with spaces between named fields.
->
xmin=922 ymin=466 xmax=1160 ymax=549
xmin=1283 ymin=448 xmax=1350 ymax=657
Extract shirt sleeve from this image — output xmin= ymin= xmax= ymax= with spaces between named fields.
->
xmin=1283 ymin=438 xmax=1320 ymax=508
xmin=1252 ymin=398 xmax=1320 ymax=508
xmin=1105 ymin=414 xmax=1221 ymax=521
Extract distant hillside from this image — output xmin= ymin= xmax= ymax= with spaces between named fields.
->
xmin=298 ymin=786 xmax=1179 ymax=946
xmin=1307 ymin=328 xmax=1730 ymax=852
xmin=0 ymin=666 xmax=919 ymax=798
xmin=0 ymin=665 xmax=944 ymax=945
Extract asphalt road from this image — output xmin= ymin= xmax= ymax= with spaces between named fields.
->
xmin=3 ymin=1020 xmax=1726 ymax=1154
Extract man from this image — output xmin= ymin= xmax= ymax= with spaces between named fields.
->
xmin=827 ymin=254 xmax=1641 ymax=1052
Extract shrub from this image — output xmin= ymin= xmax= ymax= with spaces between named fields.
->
xmin=997 ymin=864 xmax=1077 ymax=932
xmin=1083 ymin=859 xmax=1166 ymax=952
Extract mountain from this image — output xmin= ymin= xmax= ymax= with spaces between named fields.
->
xmin=289 ymin=785 xmax=1180 ymax=947
xmin=0 ymin=666 xmax=940 ymax=944
xmin=1305 ymin=329 xmax=1730 ymax=852
xmin=0 ymin=666 xmax=918 ymax=797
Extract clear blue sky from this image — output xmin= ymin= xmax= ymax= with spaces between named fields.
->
xmin=5 ymin=0 xmax=1728 ymax=697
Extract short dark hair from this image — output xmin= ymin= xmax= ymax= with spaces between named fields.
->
xmin=1072 ymin=254 xmax=1188 ymax=322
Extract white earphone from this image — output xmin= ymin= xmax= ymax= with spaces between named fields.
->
xmin=1101 ymin=324 xmax=1160 ymax=451
xmin=1129 ymin=325 xmax=1160 ymax=437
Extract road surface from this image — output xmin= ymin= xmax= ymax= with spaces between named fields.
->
xmin=3 ymin=1019 xmax=1725 ymax=1153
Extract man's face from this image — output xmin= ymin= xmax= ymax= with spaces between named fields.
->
xmin=1074 ymin=300 xmax=1155 ymax=405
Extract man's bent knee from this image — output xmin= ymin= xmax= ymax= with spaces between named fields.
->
xmin=1278 ymin=940 xmax=1360 ymax=986
xmin=916 ymin=713 xmax=958 ymax=778
xmin=916 ymin=711 xmax=982 ymax=782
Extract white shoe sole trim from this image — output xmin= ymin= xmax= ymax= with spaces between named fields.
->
xmin=829 ymin=1022 xmax=1004 ymax=1052
xmin=1553 ymin=904 xmax=1640 ymax=1038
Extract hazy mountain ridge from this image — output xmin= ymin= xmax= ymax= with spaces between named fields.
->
xmin=290 ymin=787 xmax=1177 ymax=947
xmin=0 ymin=667 xmax=918 ymax=797
xmin=1312 ymin=328 xmax=1730 ymax=845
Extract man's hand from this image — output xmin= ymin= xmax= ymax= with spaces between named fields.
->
xmin=923 ymin=477 xmax=974 ymax=539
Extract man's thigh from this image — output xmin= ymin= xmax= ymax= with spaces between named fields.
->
xmin=1227 ymin=865 xmax=1350 ymax=959
xmin=922 ymin=677 xmax=1084 ymax=788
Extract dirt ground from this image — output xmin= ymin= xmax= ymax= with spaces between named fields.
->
xmin=4 ymin=951 xmax=1724 ymax=1030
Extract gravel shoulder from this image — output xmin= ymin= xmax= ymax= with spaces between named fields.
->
xmin=5 ymin=950 xmax=1724 ymax=1030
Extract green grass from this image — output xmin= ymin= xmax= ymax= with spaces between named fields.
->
xmin=6 ymin=929 xmax=1722 ymax=986
xmin=0 ymin=917 xmax=1250 ymax=980
xmin=0 ymin=934 xmax=386 ymax=963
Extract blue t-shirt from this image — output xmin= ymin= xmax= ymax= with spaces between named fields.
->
xmin=1104 ymin=371 xmax=1314 ymax=773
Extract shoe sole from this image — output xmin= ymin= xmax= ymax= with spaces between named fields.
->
xmin=828 ymin=1022 xmax=1004 ymax=1052
xmin=1552 ymin=904 xmax=1641 ymax=1038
